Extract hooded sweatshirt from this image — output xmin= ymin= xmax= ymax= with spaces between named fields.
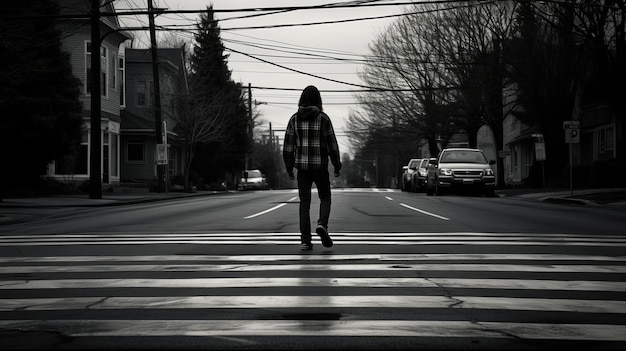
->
xmin=283 ymin=105 xmax=342 ymax=172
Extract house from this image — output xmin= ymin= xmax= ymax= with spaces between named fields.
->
xmin=500 ymin=78 xmax=546 ymax=186
xmin=500 ymin=18 xmax=622 ymax=188
xmin=47 ymin=1 xmax=189 ymax=192
xmin=120 ymin=48 xmax=188 ymax=190
xmin=48 ymin=0 xmax=131 ymax=188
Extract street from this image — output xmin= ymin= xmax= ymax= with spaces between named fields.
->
xmin=0 ymin=188 xmax=625 ymax=350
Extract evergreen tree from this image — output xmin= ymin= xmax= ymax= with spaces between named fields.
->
xmin=187 ymin=6 xmax=249 ymax=187
xmin=0 ymin=0 xmax=83 ymax=195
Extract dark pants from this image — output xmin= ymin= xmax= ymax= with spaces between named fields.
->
xmin=297 ymin=168 xmax=332 ymax=242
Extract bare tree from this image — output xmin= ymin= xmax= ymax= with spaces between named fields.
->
xmin=431 ymin=1 xmax=518 ymax=185
xmin=170 ymin=90 xmax=230 ymax=191
xmin=355 ymin=2 xmax=466 ymax=157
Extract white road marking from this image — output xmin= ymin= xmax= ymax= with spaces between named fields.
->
xmin=0 ymin=252 xmax=623 ymax=263
xmin=243 ymin=196 xmax=298 ymax=219
xmin=0 ymin=320 xmax=624 ymax=340
xmin=385 ymin=196 xmax=393 ymax=201
xmin=2 ymin=296 xmax=625 ymax=313
xmin=1 ymin=232 xmax=625 ymax=246
xmin=400 ymin=203 xmax=450 ymax=220
xmin=2 ymin=277 xmax=625 ymax=291
xmin=2 ymin=263 xmax=624 ymax=274
xmin=2 ymin=230 xmax=625 ymax=344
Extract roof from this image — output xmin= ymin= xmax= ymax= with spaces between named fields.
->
xmin=58 ymin=0 xmax=132 ymax=42
xmin=121 ymin=109 xmax=153 ymax=130
xmin=125 ymin=48 xmax=187 ymax=72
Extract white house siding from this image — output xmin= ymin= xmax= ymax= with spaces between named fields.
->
xmin=50 ymin=1 xmax=131 ymax=188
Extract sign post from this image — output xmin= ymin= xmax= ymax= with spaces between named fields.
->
xmin=563 ymin=121 xmax=580 ymax=196
xmin=533 ymin=134 xmax=546 ymax=188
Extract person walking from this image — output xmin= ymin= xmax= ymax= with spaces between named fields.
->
xmin=283 ymin=85 xmax=342 ymax=251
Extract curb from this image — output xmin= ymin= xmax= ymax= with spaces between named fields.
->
xmin=542 ymin=197 xmax=593 ymax=206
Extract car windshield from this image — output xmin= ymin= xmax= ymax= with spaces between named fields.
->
xmin=246 ymin=170 xmax=262 ymax=178
xmin=409 ymin=160 xmax=420 ymax=168
xmin=440 ymin=150 xmax=487 ymax=163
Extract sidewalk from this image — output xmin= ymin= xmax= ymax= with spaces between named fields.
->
xmin=496 ymin=187 xmax=626 ymax=209
xmin=0 ymin=190 xmax=227 ymax=226
xmin=0 ymin=190 xmax=226 ymax=208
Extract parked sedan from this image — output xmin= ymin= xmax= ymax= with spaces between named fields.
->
xmin=402 ymin=158 xmax=422 ymax=191
xmin=410 ymin=158 xmax=431 ymax=193
xmin=238 ymin=170 xmax=268 ymax=190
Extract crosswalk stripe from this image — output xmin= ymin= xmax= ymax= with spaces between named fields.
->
xmin=2 ymin=296 xmax=626 ymax=313
xmin=1 ymin=231 xmax=624 ymax=347
xmin=0 ymin=253 xmax=623 ymax=263
xmin=2 ymin=277 xmax=625 ymax=291
xmin=1 ymin=263 xmax=625 ymax=273
xmin=2 ymin=232 xmax=622 ymax=238
xmin=0 ymin=320 xmax=624 ymax=340
xmin=1 ymin=240 xmax=623 ymax=246
xmin=1 ymin=232 xmax=624 ymax=246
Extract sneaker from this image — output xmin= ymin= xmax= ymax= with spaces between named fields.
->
xmin=316 ymin=225 xmax=333 ymax=248
xmin=300 ymin=242 xmax=313 ymax=251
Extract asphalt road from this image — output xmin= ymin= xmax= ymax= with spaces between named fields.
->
xmin=0 ymin=188 xmax=625 ymax=350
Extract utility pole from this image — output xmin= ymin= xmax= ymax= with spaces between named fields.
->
xmin=269 ymin=122 xmax=273 ymax=151
xmin=246 ymin=83 xmax=252 ymax=171
xmin=89 ymin=0 xmax=102 ymax=199
xmin=148 ymin=0 xmax=166 ymax=193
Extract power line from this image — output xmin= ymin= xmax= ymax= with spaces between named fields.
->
xmin=226 ymin=47 xmax=388 ymax=91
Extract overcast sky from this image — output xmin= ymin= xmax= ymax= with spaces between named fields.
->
xmin=115 ymin=0 xmax=408 ymax=156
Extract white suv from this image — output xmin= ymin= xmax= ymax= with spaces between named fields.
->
xmin=426 ymin=148 xmax=496 ymax=197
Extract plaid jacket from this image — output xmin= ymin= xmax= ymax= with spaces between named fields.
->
xmin=283 ymin=107 xmax=341 ymax=172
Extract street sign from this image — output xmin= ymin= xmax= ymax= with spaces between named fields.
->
xmin=535 ymin=142 xmax=546 ymax=161
xmin=156 ymin=143 xmax=168 ymax=165
xmin=563 ymin=121 xmax=580 ymax=144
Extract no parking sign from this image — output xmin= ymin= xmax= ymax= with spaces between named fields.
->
xmin=563 ymin=121 xmax=580 ymax=143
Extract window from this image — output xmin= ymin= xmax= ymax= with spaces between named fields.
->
xmin=126 ymin=138 xmax=145 ymax=163
xmin=136 ymin=81 xmax=147 ymax=106
xmin=440 ymin=150 xmax=486 ymax=163
xmin=110 ymin=52 xmax=117 ymax=91
xmin=119 ymin=56 xmax=125 ymax=107
xmin=597 ymin=126 xmax=615 ymax=160
xmin=111 ymin=133 xmax=119 ymax=177
xmin=100 ymin=46 xmax=107 ymax=97
xmin=85 ymin=41 xmax=108 ymax=97
xmin=85 ymin=42 xmax=91 ymax=94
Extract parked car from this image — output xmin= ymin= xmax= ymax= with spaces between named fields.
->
xmin=399 ymin=165 xmax=408 ymax=189
xmin=426 ymin=148 xmax=496 ymax=197
xmin=410 ymin=158 xmax=431 ymax=193
xmin=402 ymin=158 xmax=422 ymax=191
xmin=238 ymin=170 xmax=268 ymax=190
